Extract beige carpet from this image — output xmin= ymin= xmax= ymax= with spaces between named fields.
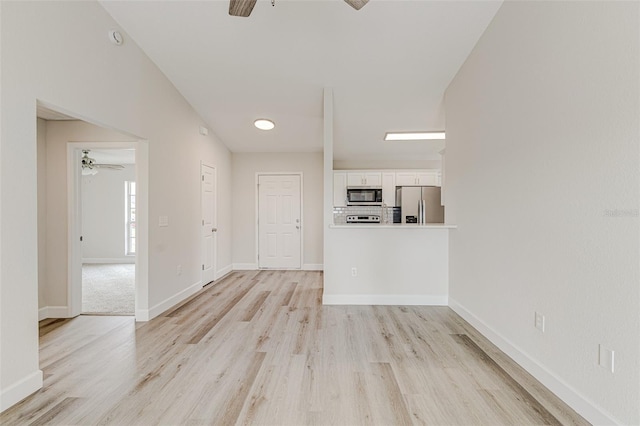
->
xmin=82 ymin=263 xmax=135 ymax=315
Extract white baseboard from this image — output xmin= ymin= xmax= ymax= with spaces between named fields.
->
xmin=448 ymin=298 xmax=618 ymax=426
xmin=216 ymin=264 xmax=233 ymax=280
xmin=83 ymin=258 xmax=135 ymax=264
xmin=38 ymin=306 xmax=70 ymax=321
xmin=135 ymin=309 xmax=150 ymax=322
xmin=0 ymin=370 xmax=43 ymax=412
xmin=302 ymin=263 xmax=323 ymax=271
xmin=323 ymin=294 xmax=448 ymax=306
xmin=136 ymin=280 xmax=203 ymax=322
xmin=232 ymin=263 xmax=323 ymax=271
xmin=233 ymin=263 xmax=258 ymax=270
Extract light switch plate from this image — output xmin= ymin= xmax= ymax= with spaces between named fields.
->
xmin=599 ymin=344 xmax=615 ymax=373
xmin=534 ymin=312 xmax=545 ymax=332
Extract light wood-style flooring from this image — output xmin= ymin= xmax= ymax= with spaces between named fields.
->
xmin=2 ymin=270 xmax=588 ymax=425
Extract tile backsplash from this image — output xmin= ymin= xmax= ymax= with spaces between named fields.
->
xmin=333 ymin=206 xmax=396 ymax=224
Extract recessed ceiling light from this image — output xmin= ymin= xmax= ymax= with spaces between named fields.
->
xmin=384 ymin=131 xmax=445 ymax=141
xmin=254 ymin=119 xmax=275 ymax=130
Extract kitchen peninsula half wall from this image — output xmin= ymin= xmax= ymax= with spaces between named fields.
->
xmin=323 ymin=225 xmax=454 ymax=305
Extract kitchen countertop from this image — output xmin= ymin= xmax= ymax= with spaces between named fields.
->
xmin=330 ymin=223 xmax=457 ymax=229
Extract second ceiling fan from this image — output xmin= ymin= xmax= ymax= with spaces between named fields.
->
xmin=81 ymin=149 xmax=125 ymax=176
xmin=229 ymin=0 xmax=368 ymax=17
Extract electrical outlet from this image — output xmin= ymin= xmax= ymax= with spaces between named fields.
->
xmin=351 ymin=267 xmax=357 ymax=277
xmin=599 ymin=344 xmax=615 ymax=373
xmin=176 ymin=264 xmax=182 ymax=276
xmin=534 ymin=312 xmax=545 ymax=332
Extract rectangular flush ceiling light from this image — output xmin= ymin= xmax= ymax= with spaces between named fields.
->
xmin=384 ymin=131 xmax=446 ymax=141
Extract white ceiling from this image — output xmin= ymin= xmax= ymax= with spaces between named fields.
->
xmin=100 ymin=0 xmax=502 ymax=164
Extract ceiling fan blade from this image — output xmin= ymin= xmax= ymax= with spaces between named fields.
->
xmin=344 ymin=0 xmax=369 ymax=11
xmin=95 ymin=164 xmax=125 ymax=170
xmin=229 ymin=0 xmax=257 ymax=17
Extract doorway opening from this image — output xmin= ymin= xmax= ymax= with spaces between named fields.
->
xmin=69 ymin=142 xmax=143 ymax=319
xmin=35 ymin=101 xmax=149 ymax=323
xmin=80 ymin=148 xmax=136 ymax=315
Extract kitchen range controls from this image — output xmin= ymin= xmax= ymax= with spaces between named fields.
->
xmin=346 ymin=215 xmax=381 ymax=223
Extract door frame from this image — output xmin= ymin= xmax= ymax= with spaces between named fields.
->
xmin=200 ymin=162 xmax=218 ymax=283
xmin=255 ymin=172 xmax=303 ymax=269
xmin=67 ymin=141 xmax=149 ymax=321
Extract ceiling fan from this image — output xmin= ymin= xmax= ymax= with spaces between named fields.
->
xmin=229 ymin=0 xmax=368 ymax=17
xmin=81 ymin=149 xmax=125 ymax=176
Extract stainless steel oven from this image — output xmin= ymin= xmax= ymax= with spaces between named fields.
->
xmin=346 ymin=187 xmax=383 ymax=206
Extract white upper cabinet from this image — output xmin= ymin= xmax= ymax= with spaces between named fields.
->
xmin=382 ymin=172 xmax=396 ymax=206
xmin=396 ymin=172 xmax=418 ymax=186
xmin=333 ymin=172 xmax=347 ymax=206
xmin=396 ymin=170 xmax=440 ymax=186
xmin=346 ymin=173 xmax=363 ymax=186
xmin=333 ymin=169 xmax=441 ymax=207
xmin=364 ymin=172 xmax=382 ymax=186
xmin=347 ymin=172 xmax=381 ymax=187
xmin=416 ymin=171 xmax=439 ymax=186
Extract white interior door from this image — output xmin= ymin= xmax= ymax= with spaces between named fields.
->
xmin=258 ymin=174 xmax=301 ymax=269
xmin=201 ymin=164 xmax=216 ymax=284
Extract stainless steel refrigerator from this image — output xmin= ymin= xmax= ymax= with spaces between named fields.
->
xmin=396 ymin=186 xmax=444 ymax=224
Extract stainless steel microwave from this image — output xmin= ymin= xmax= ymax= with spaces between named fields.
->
xmin=346 ymin=187 xmax=383 ymax=206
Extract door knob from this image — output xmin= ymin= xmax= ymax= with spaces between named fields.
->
xmin=212 ymin=228 xmax=217 ymax=233
xmin=296 ymin=225 xmax=300 ymax=230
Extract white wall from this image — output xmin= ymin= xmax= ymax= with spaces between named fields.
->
xmin=0 ymin=1 xmax=232 ymax=411
xmin=82 ymin=164 xmax=136 ymax=262
xmin=231 ymin=152 xmax=323 ymax=269
xmin=445 ymin=2 xmax=639 ymax=424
